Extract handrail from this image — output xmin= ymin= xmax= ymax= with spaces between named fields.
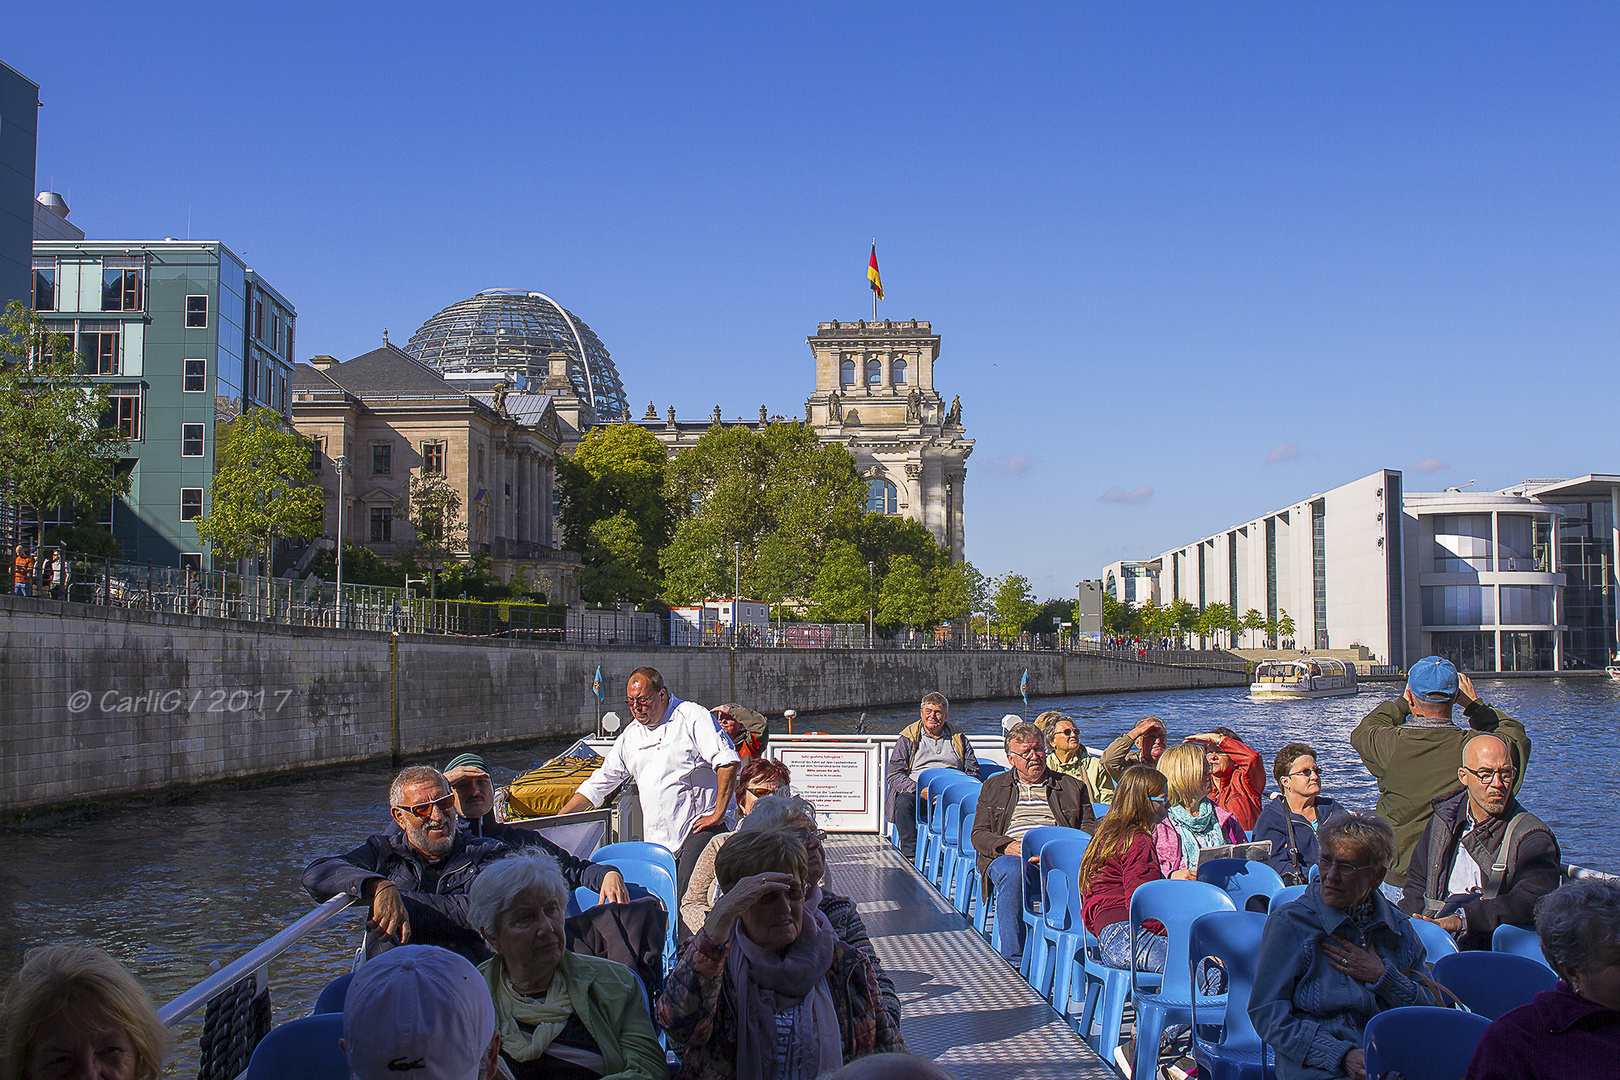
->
xmin=1564 ymin=863 xmax=1619 ymax=883
xmin=157 ymin=894 xmax=358 ymax=1027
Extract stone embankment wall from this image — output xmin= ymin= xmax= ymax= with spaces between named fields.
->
xmin=0 ymin=596 xmax=1244 ymax=816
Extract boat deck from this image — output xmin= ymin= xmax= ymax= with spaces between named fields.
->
xmin=824 ymin=835 xmax=1114 ymax=1079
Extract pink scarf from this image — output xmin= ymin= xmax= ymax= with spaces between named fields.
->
xmin=725 ymin=904 xmax=842 ymax=1079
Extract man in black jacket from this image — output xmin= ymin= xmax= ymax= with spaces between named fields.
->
xmin=1401 ymin=733 xmax=1561 ymax=950
xmin=971 ymin=722 xmax=1095 ymax=965
xmin=303 ymin=766 xmax=510 ymax=963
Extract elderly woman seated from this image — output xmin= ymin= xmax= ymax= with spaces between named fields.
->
xmin=468 ymin=848 xmax=665 ymax=1080
xmin=680 ymin=757 xmax=793 ymax=936
xmin=1464 ymin=879 xmax=1620 ymax=1079
xmin=1250 ymin=810 xmax=1442 ymax=1080
xmin=656 ymin=828 xmax=905 ymax=1079
xmin=0 ymin=943 xmax=168 ymax=1080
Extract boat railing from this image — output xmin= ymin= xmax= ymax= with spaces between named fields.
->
xmin=157 ymin=893 xmax=358 ymax=1028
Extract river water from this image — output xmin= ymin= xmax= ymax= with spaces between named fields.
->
xmin=3 ymin=676 xmax=1614 ymax=1075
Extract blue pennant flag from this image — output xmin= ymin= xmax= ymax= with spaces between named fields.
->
xmin=1020 ymin=668 xmax=1029 ymax=712
xmin=592 ymin=665 xmax=604 ymax=701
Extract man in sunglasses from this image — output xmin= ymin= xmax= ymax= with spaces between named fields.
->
xmin=302 ymin=765 xmax=510 ymax=963
xmin=1401 ymin=733 xmax=1560 ymax=950
xmin=557 ymin=666 xmax=741 ymax=897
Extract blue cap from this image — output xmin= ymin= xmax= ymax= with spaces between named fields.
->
xmin=1407 ymin=656 xmax=1459 ymax=702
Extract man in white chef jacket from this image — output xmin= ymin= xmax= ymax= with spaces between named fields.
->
xmin=559 ymin=665 xmax=741 ymax=896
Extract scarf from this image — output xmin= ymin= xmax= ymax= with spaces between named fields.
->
xmin=726 ymin=906 xmax=843 ymax=1080
xmin=479 ymin=953 xmax=575 ymax=1062
xmin=1168 ymin=800 xmax=1226 ymax=870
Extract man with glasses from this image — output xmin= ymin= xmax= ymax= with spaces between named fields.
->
xmin=1351 ymin=654 xmax=1531 ymax=894
xmin=303 ymin=766 xmax=510 ymax=962
xmin=558 ymin=666 xmax=741 ymax=897
xmin=887 ymin=691 xmax=979 ymax=860
xmin=971 ymin=722 xmax=1094 ymax=965
xmin=1400 ymin=733 xmax=1561 ymax=950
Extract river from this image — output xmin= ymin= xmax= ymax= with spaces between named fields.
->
xmin=2 ymin=676 xmax=1614 ymax=1075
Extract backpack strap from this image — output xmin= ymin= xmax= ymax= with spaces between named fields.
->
xmin=1282 ymin=802 xmax=1305 ymax=879
xmin=1479 ymin=812 xmax=1536 ymax=901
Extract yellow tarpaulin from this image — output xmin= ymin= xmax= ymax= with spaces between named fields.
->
xmin=503 ymin=754 xmax=602 ymax=818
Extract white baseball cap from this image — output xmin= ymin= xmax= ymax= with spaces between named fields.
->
xmin=343 ymin=946 xmax=496 ymax=1080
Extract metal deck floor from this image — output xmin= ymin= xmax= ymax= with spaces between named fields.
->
xmin=824 ymin=836 xmax=1115 ymax=1079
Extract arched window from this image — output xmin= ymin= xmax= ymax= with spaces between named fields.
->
xmin=840 ymin=358 xmax=855 ymax=385
xmin=865 ymin=358 xmax=882 ymax=385
xmin=892 ymin=358 xmax=908 ymax=384
xmin=866 ymin=477 xmax=898 ymax=514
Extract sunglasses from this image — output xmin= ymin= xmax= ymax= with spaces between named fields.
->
xmin=396 ymin=793 xmax=456 ymax=820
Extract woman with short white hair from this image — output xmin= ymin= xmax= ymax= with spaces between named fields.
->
xmin=468 ymin=849 xmax=664 ymax=1080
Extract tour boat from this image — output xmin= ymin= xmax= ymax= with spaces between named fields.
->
xmin=1249 ymin=656 xmax=1359 ymax=700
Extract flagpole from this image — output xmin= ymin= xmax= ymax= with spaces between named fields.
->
xmin=871 ymin=238 xmax=878 ymax=322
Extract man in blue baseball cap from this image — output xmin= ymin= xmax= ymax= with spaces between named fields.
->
xmin=1351 ymin=656 xmax=1532 ymax=894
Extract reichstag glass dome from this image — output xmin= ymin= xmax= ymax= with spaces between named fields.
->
xmin=404 ymin=289 xmax=629 ymax=421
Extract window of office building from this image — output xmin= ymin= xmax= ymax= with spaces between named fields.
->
xmin=186 ymin=295 xmax=208 ymax=328
xmin=1430 ymin=631 xmax=1496 ymax=673
xmin=181 ymin=423 xmax=204 ymax=457
xmin=865 ymin=477 xmax=897 ymax=514
xmin=183 ymin=359 xmax=207 ymax=393
xmin=179 ymin=552 xmax=202 ymax=572
xmin=180 ymin=488 xmax=203 ymax=521
xmin=1500 ymin=585 xmax=1554 ymax=626
xmin=370 ymin=506 xmax=392 ymax=542
xmin=1432 ymin=514 xmax=1493 ymax=573
xmin=79 ymin=325 xmax=120 ymax=375
xmin=309 ymin=435 xmax=325 ymax=473
xmin=254 ymin=299 xmax=264 ymax=341
xmin=1265 ymin=517 xmax=1278 ymax=623
xmin=1555 ymin=500 xmax=1617 ymax=669
xmin=1501 ymin=631 xmax=1556 ymax=672
xmin=32 ymin=260 xmax=55 ymax=311
xmin=102 ymin=266 xmax=143 ymax=311
xmin=422 ymin=442 xmax=445 ymax=475
xmin=106 ymin=394 xmax=141 ymax=440
xmin=373 ymin=443 xmax=392 ymax=475
xmin=1422 ymin=585 xmax=1494 ymax=626
xmin=1312 ymin=500 xmax=1328 ymax=649
xmin=1497 ymin=514 xmax=1540 ymax=572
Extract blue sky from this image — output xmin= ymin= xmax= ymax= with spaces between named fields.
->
xmin=13 ymin=4 xmax=1619 ymax=599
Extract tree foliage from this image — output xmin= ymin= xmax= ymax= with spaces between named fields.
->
xmin=807 ymin=539 xmax=873 ymax=623
xmin=932 ymin=559 xmax=984 ymax=624
xmin=1242 ymin=608 xmax=1267 ymax=648
xmin=877 ymin=554 xmax=933 ymax=629
xmin=402 ymin=472 xmax=467 ymax=600
xmin=0 ymin=303 xmax=132 ymax=546
xmin=989 ymin=573 xmax=1040 ymax=637
xmin=192 ymin=407 xmax=324 ymax=568
xmin=557 ymin=423 xmax=672 ymax=604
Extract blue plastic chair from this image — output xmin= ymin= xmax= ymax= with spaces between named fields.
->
xmin=1432 ymin=951 xmax=1558 ymax=1019
xmin=950 ymin=788 xmax=983 ymax=915
xmin=599 ymin=857 xmax=679 ymax=972
xmin=935 ymin=779 xmax=981 ymax=893
xmin=1013 ymin=825 xmax=1087 ymax=979
xmin=923 ymin=774 xmax=978 ymax=884
xmin=1362 ymin=1006 xmax=1490 ymax=1080
xmin=914 ymin=769 xmax=973 ymax=872
xmin=1128 ymin=880 xmax=1238 ymax=1080
xmin=1032 ymin=834 xmax=1091 ymax=1007
xmin=310 ymin=972 xmax=353 ymax=1015
xmin=1270 ymin=883 xmax=1308 ymax=910
xmin=978 ymin=762 xmax=1006 ymax=781
xmin=592 ymin=841 xmax=677 ymax=882
xmin=243 ymin=1014 xmax=347 ymax=1080
xmin=1198 ymin=858 xmax=1286 ymax=912
xmin=1492 ymin=923 xmax=1549 ymax=967
xmin=1189 ymin=910 xmax=1272 ymax=1080
xmin=570 ymin=885 xmax=599 ymax=915
xmin=1092 ymin=802 xmax=1109 ymax=819
xmin=1410 ymin=915 xmax=1460 ymax=965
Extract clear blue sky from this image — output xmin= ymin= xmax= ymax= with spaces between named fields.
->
xmin=13 ymin=4 xmax=1619 ymax=599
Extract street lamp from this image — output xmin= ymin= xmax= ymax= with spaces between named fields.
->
xmin=334 ymin=455 xmax=347 ymax=626
xmin=732 ymin=541 xmax=741 ymax=646
xmin=867 ymin=560 xmax=875 ymax=649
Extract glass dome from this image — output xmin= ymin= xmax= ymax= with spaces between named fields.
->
xmin=404 ymin=289 xmax=628 ymax=421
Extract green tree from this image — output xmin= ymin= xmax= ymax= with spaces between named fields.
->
xmin=854 ymin=513 xmax=946 ymax=580
xmin=877 ymin=554 xmax=933 ymax=629
xmin=1029 ymin=597 xmax=1073 ymax=636
xmin=807 ymin=540 xmax=873 ymax=623
xmin=0 ymin=303 xmax=132 ymax=547
xmin=989 ymin=573 xmax=1040 ymax=638
xmin=1242 ymin=608 xmax=1266 ymax=648
xmin=557 ymin=424 xmax=672 ymax=604
xmin=306 ymin=541 xmax=405 ymax=586
xmin=1202 ymin=601 xmax=1233 ymax=648
xmin=192 ymin=407 xmax=324 ymax=571
xmin=403 ymin=472 xmax=467 ymax=600
xmin=1168 ymin=598 xmax=1199 ymax=645
xmin=1263 ymin=612 xmax=1280 ymax=648
xmin=932 ymin=559 xmax=985 ymax=625
xmin=1278 ymin=610 xmax=1297 ymax=646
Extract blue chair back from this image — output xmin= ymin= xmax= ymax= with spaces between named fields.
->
xmin=916 ymin=768 xmax=966 ymax=814
xmin=244 ymin=1014 xmax=347 ymax=1080
xmin=1410 ymin=915 xmax=1460 ymax=965
xmin=936 ymin=780 xmax=981 ymax=889
xmin=310 ymin=972 xmax=353 ymax=1015
xmin=1432 ymin=951 xmax=1558 ymax=1019
xmin=570 ymin=885 xmax=599 ymax=915
xmin=1270 ymin=883 xmax=1308 ymax=910
xmin=1197 ymin=858 xmax=1286 ymax=911
xmin=593 ymin=841 xmax=677 ymax=881
xmin=1492 ymin=923 xmax=1549 ymax=966
xmin=598 ymin=857 xmax=679 ymax=969
xmin=978 ymin=762 xmax=1006 ymax=781
xmin=1362 ymin=1006 xmax=1490 ymax=1080
xmin=1129 ymin=880 xmax=1238 ymax=996
xmin=1039 ymin=835 xmax=1091 ymax=934
xmin=949 ymin=788 xmax=983 ymax=911
xmin=1092 ymin=802 xmax=1109 ymax=819
xmin=1189 ymin=911 xmax=1270 ymax=1076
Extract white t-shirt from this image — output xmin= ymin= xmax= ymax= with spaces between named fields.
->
xmin=1446 ymin=814 xmax=1484 ymax=897
xmin=575 ymin=695 xmax=742 ymax=851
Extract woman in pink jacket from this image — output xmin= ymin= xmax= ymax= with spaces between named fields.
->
xmin=1152 ymin=743 xmax=1246 ymax=877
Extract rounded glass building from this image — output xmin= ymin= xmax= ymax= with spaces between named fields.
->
xmin=404 ymin=289 xmax=629 ymax=421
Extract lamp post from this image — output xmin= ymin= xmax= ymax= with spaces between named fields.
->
xmin=732 ymin=541 xmax=741 ymax=646
xmin=334 ymin=455 xmax=347 ymax=627
xmin=867 ymin=560 xmax=875 ymax=649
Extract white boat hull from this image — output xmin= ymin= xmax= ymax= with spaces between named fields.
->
xmin=1250 ymin=684 xmax=1360 ymax=700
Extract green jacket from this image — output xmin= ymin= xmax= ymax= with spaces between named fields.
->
xmin=1350 ymin=695 xmax=1531 ymax=888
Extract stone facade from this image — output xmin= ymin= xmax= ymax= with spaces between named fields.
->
xmin=635 ymin=320 xmax=974 ymax=559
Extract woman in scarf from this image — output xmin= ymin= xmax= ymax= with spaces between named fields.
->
xmin=468 ymin=849 xmax=665 ymax=1080
xmin=656 ymin=829 xmax=905 ymax=1080
xmin=680 ymin=757 xmax=793 ymax=936
xmin=1152 ymin=742 xmax=1247 ymax=877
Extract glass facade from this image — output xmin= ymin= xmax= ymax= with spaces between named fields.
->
xmin=1501 ymin=631 xmax=1556 ymax=672
xmin=1430 ymin=631 xmax=1496 ymax=672
xmin=1555 ymin=499 xmax=1617 ymax=669
xmin=1312 ymin=500 xmax=1328 ymax=649
xmin=1432 ymin=514 xmax=1492 ymax=573
xmin=1266 ymin=517 xmax=1278 ymax=623
xmin=1422 ymin=585 xmax=1494 ymax=626
xmin=1228 ymin=531 xmax=1238 ymax=614
xmin=1500 ymin=585 xmax=1554 ymax=626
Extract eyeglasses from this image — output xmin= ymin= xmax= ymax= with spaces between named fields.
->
xmin=1463 ymin=766 xmax=1517 ymax=785
xmin=1288 ymin=767 xmax=1324 ymax=778
xmin=624 ymin=693 xmax=663 ymax=712
xmin=746 ymin=786 xmax=780 ymax=798
xmin=756 ymin=883 xmax=808 ymax=905
xmin=396 ymin=793 xmax=457 ymax=820
xmin=1317 ymin=855 xmax=1375 ymax=877
xmin=1053 ymin=727 xmax=1079 ymax=739
xmin=796 ymin=828 xmax=828 ymax=849
xmin=1008 ymin=747 xmax=1044 ymax=761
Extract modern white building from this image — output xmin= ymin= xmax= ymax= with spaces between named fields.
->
xmin=1112 ymin=469 xmax=1619 ymax=672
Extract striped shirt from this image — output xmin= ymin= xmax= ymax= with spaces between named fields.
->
xmin=1007 ymin=781 xmax=1056 ymax=841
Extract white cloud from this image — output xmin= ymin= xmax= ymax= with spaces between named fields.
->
xmin=1266 ymin=443 xmax=1300 ymax=463
xmin=1410 ymin=458 xmax=1449 ymax=473
xmin=1000 ymin=454 xmax=1031 ymax=475
xmin=1099 ymin=485 xmax=1153 ymax=504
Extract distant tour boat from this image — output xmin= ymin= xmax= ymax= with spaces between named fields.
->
xmin=1250 ymin=656 xmax=1359 ymax=700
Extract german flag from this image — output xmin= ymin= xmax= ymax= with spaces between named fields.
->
xmin=868 ymin=242 xmax=884 ymax=300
